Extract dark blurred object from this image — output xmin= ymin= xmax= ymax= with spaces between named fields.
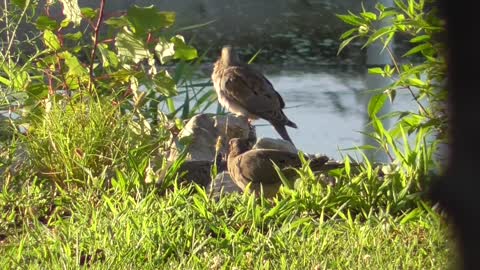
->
xmin=429 ymin=0 xmax=480 ymax=269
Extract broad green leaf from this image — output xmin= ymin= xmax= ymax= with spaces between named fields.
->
xmin=171 ymin=35 xmax=197 ymax=61
xmin=98 ymin=44 xmax=119 ymax=69
xmin=126 ymin=5 xmax=176 ymax=34
xmin=59 ymin=0 xmax=82 ymax=26
xmin=43 ymin=30 xmax=61 ymax=51
xmin=154 ymin=38 xmax=175 ymax=64
xmin=60 ymin=19 xmax=71 ymax=28
xmin=153 ymin=70 xmax=177 ymax=96
xmin=115 ymin=30 xmax=149 ymax=63
xmin=36 ymin=16 xmax=59 ymax=31
xmin=12 ymin=0 xmax=28 ymax=8
xmin=402 ymin=43 xmax=432 ymax=57
xmin=336 ymin=14 xmax=364 ymax=26
xmin=80 ymin=7 xmax=97 ymax=19
xmin=62 ymin=52 xmax=88 ymax=89
xmin=104 ymin=17 xmax=130 ymax=28
xmin=63 ymin=52 xmax=88 ymax=76
xmin=367 ymin=93 xmax=387 ymax=117
xmin=27 ymin=83 xmax=49 ymax=99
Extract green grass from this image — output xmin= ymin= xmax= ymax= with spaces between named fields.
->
xmin=0 ymin=179 xmax=453 ymax=269
xmin=0 ymin=98 xmax=454 ymax=269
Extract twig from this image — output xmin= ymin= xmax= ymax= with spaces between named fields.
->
xmin=88 ymin=0 xmax=106 ymax=94
xmin=385 ymin=45 xmax=431 ymax=118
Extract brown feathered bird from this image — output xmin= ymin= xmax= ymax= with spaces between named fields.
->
xmin=212 ymin=45 xmax=297 ymax=145
xmin=227 ymin=138 xmax=329 ymax=198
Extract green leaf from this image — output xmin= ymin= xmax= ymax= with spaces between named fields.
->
xmin=12 ymin=0 xmax=28 ymax=8
xmin=64 ymin=31 xmax=83 ymax=41
xmin=0 ymin=76 xmax=10 ymax=86
xmin=61 ymin=52 xmax=88 ymax=89
xmin=406 ymin=77 xmax=426 ymax=87
xmin=336 ymin=14 xmax=364 ymax=26
xmin=360 ymin=12 xmax=377 ymax=21
xmin=379 ymin=10 xmax=398 ymax=20
xmin=43 ymin=30 xmax=61 ymax=51
xmin=368 ymin=67 xmax=384 ymax=75
xmin=27 ymin=83 xmax=49 ymax=99
xmin=115 ymin=29 xmax=149 ymax=63
xmin=12 ymin=70 xmax=30 ymax=91
xmin=340 ymin=28 xmax=357 ymax=40
xmin=171 ymin=35 xmax=197 ymax=61
xmin=36 ymin=16 xmax=59 ymax=31
xmin=126 ymin=5 xmax=176 ymax=35
xmin=81 ymin=7 xmax=97 ymax=19
xmin=382 ymin=31 xmax=395 ymax=52
xmin=153 ymin=70 xmax=177 ymax=96
xmin=367 ymin=94 xmax=387 ymax=117
xmin=104 ymin=17 xmax=130 ymax=28
xmin=362 ymin=26 xmax=395 ymax=49
xmin=154 ymin=38 xmax=175 ymax=64
xmin=59 ymin=0 xmax=82 ymax=26
xmin=62 ymin=52 xmax=88 ymax=76
xmin=410 ymin=35 xmax=430 ymax=43
xmin=98 ymin=44 xmax=119 ymax=69
xmin=337 ymin=35 xmax=358 ymax=55
xmin=60 ymin=19 xmax=71 ymax=28
xmin=402 ymin=43 xmax=432 ymax=57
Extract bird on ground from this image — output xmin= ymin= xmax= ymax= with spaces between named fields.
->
xmin=212 ymin=45 xmax=297 ymax=145
xmin=227 ymin=137 xmax=330 ymax=198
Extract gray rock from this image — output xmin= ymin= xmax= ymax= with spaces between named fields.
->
xmin=168 ymin=113 xmax=255 ymax=162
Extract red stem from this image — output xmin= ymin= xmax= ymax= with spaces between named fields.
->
xmin=88 ymin=0 xmax=106 ymax=94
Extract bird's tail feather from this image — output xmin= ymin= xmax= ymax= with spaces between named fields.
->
xmin=273 ymin=124 xmax=295 ymax=146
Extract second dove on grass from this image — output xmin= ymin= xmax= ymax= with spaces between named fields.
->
xmin=227 ymin=137 xmax=330 ymax=198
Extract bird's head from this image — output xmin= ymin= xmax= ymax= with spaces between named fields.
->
xmin=228 ymin=137 xmax=251 ymax=158
xmin=220 ymin=45 xmax=240 ymax=66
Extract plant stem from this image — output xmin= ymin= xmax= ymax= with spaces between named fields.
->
xmin=385 ymin=45 xmax=431 ymax=118
xmin=88 ymin=0 xmax=106 ymax=94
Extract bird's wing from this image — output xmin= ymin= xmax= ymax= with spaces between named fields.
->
xmin=233 ymin=149 xmax=301 ymax=185
xmin=219 ymin=66 xmax=287 ymax=121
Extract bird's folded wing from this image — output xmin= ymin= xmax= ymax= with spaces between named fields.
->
xmin=220 ymin=66 xmax=286 ymax=118
xmin=233 ymin=149 xmax=301 ymax=185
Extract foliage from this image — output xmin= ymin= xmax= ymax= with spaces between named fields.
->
xmin=336 ymin=0 xmax=446 ymax=179
xmin=0 ymin=0 xmax=453 ymax=268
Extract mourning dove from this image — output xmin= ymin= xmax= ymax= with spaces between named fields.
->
xmin=227 ymin=138 xmax=330 ymax=198
xmin=212 ymin=45 xmax=297 ymax=145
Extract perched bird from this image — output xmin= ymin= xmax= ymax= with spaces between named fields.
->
xmin=212 ymin=45 xmax=297 ymax=145
xmin=227 ymin=138 xmax=330 ymax=198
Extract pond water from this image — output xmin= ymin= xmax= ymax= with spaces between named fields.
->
xmin=180 ymin=65 xmax=420 ymax=160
